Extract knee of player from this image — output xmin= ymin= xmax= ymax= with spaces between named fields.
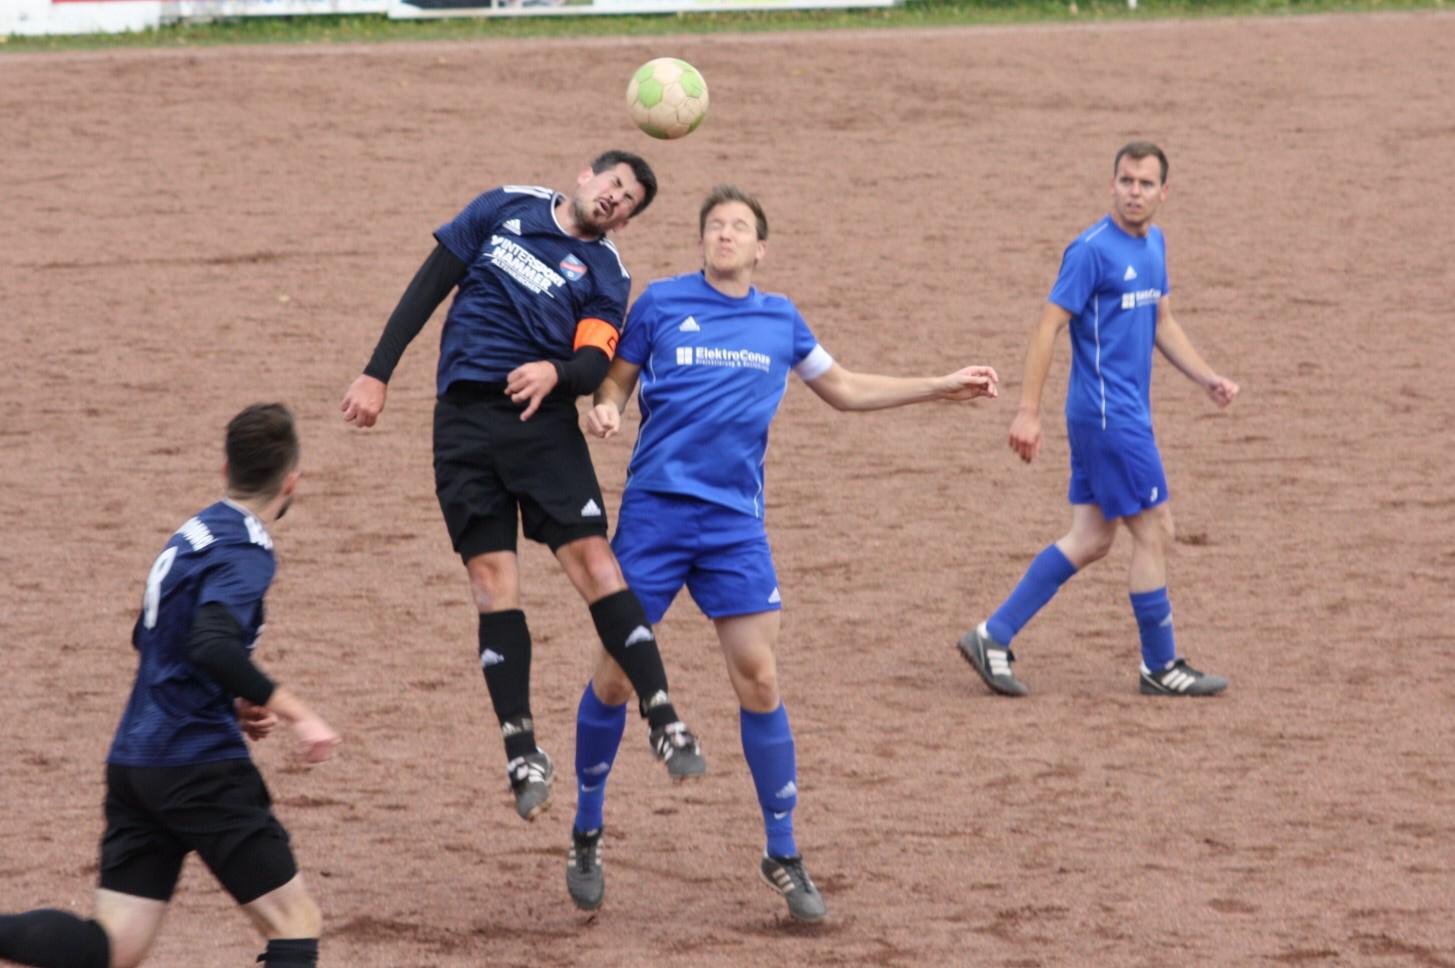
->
xmin=274 ymin=891 xmax=322 ymax=939
xmin=733 ymin=662 xmax=780 ymax=709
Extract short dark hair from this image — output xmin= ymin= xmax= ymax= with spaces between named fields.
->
xmin=698 ymin=185 xmax=769 ymax=241
xmin=226 ymin=403 xmax=299 ymax=498
xmin=591 ymin=150 xmax=658 ymax=219
xmin=1114 ymin=141 xmax=1169 ymax=184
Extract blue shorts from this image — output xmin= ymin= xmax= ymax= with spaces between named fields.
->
xmin=1066 ymin=419 xmax=1170 ymax=520
xmin=612 ymin=490 xmax=781 ymax=625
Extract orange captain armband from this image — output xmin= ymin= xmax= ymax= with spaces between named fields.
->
xmin=574 ymin=318 xmax=620 ymax=359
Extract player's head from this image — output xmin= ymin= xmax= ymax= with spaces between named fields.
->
xmin=225 ymin=403 xmax=300 ymax=517
xmin=698 ymin=185 xmax=768 ymax=278
xmin=1110 ymin=141 xmax=1169 ymax=236
xmin=569 ymin=150 xmax=658 ymax=235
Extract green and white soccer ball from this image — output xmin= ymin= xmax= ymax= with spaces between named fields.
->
xmin=626 ymin=58 xmax=709 ymax=140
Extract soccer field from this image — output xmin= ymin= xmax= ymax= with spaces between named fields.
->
xmin=3 ymin=12 xmax=1453 ymax=965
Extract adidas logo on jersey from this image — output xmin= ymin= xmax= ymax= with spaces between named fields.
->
xmin=1123 ymin=265 xmax=1138 ymax=281
xmin=503 ymin=218 xmax=522 ymax=235
xmin=580 ymin=499 xmax=602 ymax=517
xmin=624 ymin=625 xmax=655 ymax=647
xmin=480 ymin=648 xmax=505 ymax=668
xmin=678 ymin=316 xmax=701 ymax=332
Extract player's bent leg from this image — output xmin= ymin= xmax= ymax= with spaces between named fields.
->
xmin=240 ymin=875 xmax=321 ymax=967
xmin=559 ymin=538 xmax=704 ymax=779
xmin=1055 ymin=503 xmax=1120 ymax=569
xmin=92 ymin=890 xmax=167 ymax=968
xmin=0 ymin=905 xmax=121 ymax=968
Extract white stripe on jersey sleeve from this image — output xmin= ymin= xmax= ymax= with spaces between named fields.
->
xmin=599 ymin=237 xmax=631 ymax=279
xmin=501 ymin=185 xmax=555 ymax=199
xmin=793 ymin=345 xmax=834 ymax=381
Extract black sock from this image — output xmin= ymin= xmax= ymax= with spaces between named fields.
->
xmin=0 ymin=910 xmax=109 ymax=968
xmin=589 ymin=590 xmax=680 ymax=729
xmin=257 ymin=938 xmax=319 ymax=967
xmin=478 ymin=610 xmax=536 ymax=760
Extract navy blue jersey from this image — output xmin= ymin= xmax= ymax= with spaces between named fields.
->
xmin=432 ymin=186 xmax=633 ymax=394
xmin=618 ymin=271 xmax=831 ymax=518
xmin=1048 ymin=215 xmax=1170 ymax=429
xmin=107 ymin=500 xmax=276 ymax=768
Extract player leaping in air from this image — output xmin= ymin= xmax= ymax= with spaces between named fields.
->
xmin=341 ymin=151 xmax=705 ymax=824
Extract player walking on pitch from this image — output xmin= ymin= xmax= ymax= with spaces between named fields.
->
xmin=340 ymin=151 xmax=705 ymax=823
xmin=565 ymin=185 xmax=999 ymax=921
xmin=957 ymin=141 xmax=1239 ymax=698
xmin=0 ymin=403 xmax=339 ymax=968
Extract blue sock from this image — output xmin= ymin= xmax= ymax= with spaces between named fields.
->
xmin=740 ymin=705 xmax=798 ymax=859
xmin=1131 ymin=587 xmax=1176 ymax=670
xmin=986 ymin=544 xmax=1078 ymax=645
xmin=573 ymin=683 xmax=626 ymax=834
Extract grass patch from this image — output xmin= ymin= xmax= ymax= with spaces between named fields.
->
xmin=0 ymin=0 xmax=1444 ymax=52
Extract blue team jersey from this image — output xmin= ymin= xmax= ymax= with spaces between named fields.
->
xmin=432 ymin=186 xmax=633 ymax=394
xmin=619 ymin=271 xmax=830 ymax=518
xmin=1048 ymin=215 xmax=1170 ymax=429
xmin=107 ymin=500 xmax=277 ymax=768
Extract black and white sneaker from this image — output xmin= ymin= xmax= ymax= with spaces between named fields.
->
xmin=649 ymin=721 xmax=706 ymax=782
xmin=1139 ymin=658 xmax=1228 ymax=697
xmin=759 ymin=854 xmax=828 ymax=922
xmin=507 ymin=748 xmax=554 ymax=820
xmin=957 ymin=621 xmax=1029 ymax=697
xmin=566 ymin=827 xmax=604 ymax=911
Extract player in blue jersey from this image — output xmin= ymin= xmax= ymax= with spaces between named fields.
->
xmin=0 ymin=404 xmax=339 ymax=968
xmin=957 ymin=141 xmax=1240 ymax=699
xmin=561 ymin=185 xmax=1000 ymax=921
xmin=340 ymin=150 xmax=705 ymax=824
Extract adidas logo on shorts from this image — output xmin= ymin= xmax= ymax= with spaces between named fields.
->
xmin=580 ymin=499 xmax=602 ymax=517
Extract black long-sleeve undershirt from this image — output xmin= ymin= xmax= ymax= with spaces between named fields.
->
xmin=187 ymin=603 xmax=276 ymax=707
xmin=363 ymin=242 xmax=468 ymax=384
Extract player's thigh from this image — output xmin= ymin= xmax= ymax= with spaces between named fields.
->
xmin=99 ymin=765 xmax=189 ymax=903
xmin=161 ymin=760 xmax=301 ymax=908
xmin=240 ymin=873 xmax=321 ymax=940
xmin=1066 ymin=420 xmax=1169 ymax=520
xmin=498 ymin=397 xmax=611 ymax=550
xmin=611 ymin=491 xmax=698 ymax=625
xmin=685 ymin=513 xmax=781 ymax=621
xmin=93 ymin=889 xmax=169 ymax=968
xmin=433 ymin=394 xmax=519 ymax=559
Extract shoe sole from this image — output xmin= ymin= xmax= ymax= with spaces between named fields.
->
xmin=956 ymin=631 xmax=1028 ymax=697
xmin=515 ymin=761 xmax=555 ymax=821
xmin=1139 ymin=679 xmax=1229 ymax=697
xmin=757 ymin=866 xmax=828 ymax=923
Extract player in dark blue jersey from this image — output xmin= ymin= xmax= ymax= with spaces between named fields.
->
xmin=0 ymin=404 xmax=339 ymax=968
xmin=340 ymin=151 xmax=706 ymax=824
xmin=563 ymin=185 xmax=1000 ymax=920
xmin=957 ymin=142 xmax=1240 ymax=699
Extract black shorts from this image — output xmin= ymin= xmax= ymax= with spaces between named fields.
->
xmin=99 ymin=760 xmax=297 ymax=905
xmin=434 ymin=381 xmax=610 ymax=559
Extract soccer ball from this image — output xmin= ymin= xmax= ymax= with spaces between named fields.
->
xmin=626 ymin=58 xmax=709 ymax=140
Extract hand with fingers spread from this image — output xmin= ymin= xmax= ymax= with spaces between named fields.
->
xmin=505 ymin=361 xmax=559 ymax=421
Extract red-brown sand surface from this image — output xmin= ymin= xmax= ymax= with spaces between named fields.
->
xmin=3 ymin=12 xmax=1454 ymax=966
